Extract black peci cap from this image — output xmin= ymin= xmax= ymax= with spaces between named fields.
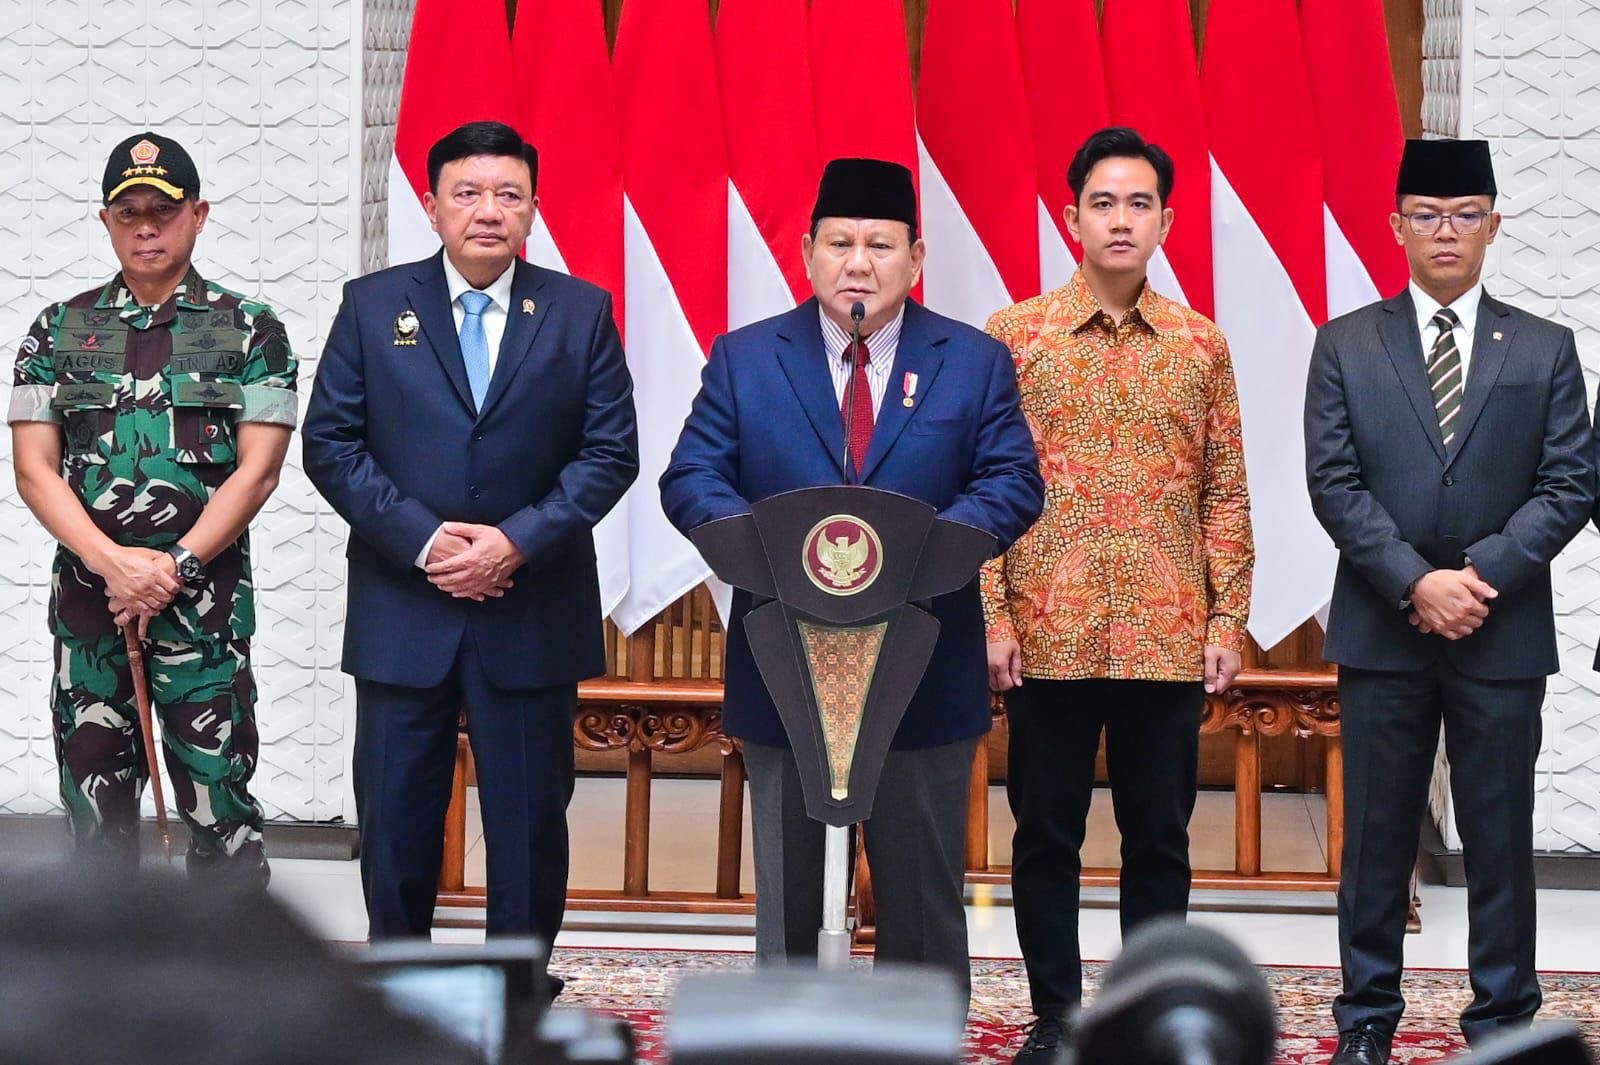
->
xmin=1396 ymin=138 xmax=1497 ymax=199
xmin=811 ymin=158 xmax=918 ymax=228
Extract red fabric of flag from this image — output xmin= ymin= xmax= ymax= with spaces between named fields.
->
xmin=512 ymin=0 xmax=626 ymax=330
xmin=1100 ymin=0 xmax=1212 ymax=317
xmin=717 ymin=0 xmax=821 ymax=304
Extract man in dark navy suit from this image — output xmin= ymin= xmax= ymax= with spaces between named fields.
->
xmin=660 ymin=158 xmax=1044 ymax=999
xmin=304 ymin=122 xmax=637 ymax=945
xmin=1305 ymin=139 xmax=1594 ymax=1064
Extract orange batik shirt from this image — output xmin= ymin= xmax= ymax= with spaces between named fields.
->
xmin=980 ymin=270 xmax=1254 ymax=681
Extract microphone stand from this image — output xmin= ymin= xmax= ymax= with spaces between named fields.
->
xmin=839 ymin=301 xmax=866 ymax=486
xmin=820 ymin=299 xmax=868 ymax=970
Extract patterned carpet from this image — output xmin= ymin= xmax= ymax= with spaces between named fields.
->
xmin=549 ymin=947 xmax=1600 ymax=1064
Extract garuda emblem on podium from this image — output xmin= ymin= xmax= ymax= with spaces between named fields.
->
xmin=803 ymin=515 xmax=883 ymax=596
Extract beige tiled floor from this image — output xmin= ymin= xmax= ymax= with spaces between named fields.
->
xmin=268 ymin=778 xmax=1600 ymax=973
xmin=463 ymin=779 xmax=1333 ymax=892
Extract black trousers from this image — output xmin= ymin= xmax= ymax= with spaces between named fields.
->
xmin=353 ymin=628 xmax=577 ymax=942
xmin=743 ymin=737 xmax=979 ymax=1003
xmin=1006 ymin=678 xmax=1203 ymax=1016
xmin=1336 ymin=663 xmax=1543 ymax=1044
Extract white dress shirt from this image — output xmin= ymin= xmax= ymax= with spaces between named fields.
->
xmin=819 ymin=303 xmax=905 ymax=416
xmin=1411 ymin=279 xmax=1482 ymax=383
xmin=416 ymin=257 xmax=518 ymax=569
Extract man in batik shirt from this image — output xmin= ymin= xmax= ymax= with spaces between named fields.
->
xmin=981 ymin=127 xmax=1254 ymax=1064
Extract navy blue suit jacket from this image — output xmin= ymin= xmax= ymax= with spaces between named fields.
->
xmin=1305 ymin=289 xmax=1594 ymax=679
xmin=660 ymin=299 xmax=1044 ymax=749
xmin=304 ymin=252 xmax=638 ymax=689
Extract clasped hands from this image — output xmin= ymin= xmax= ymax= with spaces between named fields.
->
xmin=1408 ymin=564 xmax=1498 ymax=639
xmin=425 ymin=521 xmax=524 ymax=601
xmin=97 ymin=545 xmax=180 ymax=637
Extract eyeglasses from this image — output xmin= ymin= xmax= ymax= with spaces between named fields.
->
xmin=1401 ymin=210 xmax=1489 ymax=236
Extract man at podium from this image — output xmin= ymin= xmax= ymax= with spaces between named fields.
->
xmin=660 ymin=158 xmax=1043 ymax=998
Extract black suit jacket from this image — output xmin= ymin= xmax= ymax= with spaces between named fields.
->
xmin=303 ymin=252 xmax=638 ymax=689
xmin=1304 ymin=289 xmax=1593 ymax=679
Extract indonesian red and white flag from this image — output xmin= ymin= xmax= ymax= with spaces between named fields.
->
xmin=718 ymin=0 xmax=819 ymax=326
xmin=389 ymin=0 xmax=522 ymax=265
xmin=1015 ymin=0 xmax=1106 ymax=291
xmin=917 ymin=0 xmax=1039 ymax=327
xmin=1301 ymin=0 xmax=1409 ymax=315
xmin=512 ymin=0 xmax=630 ymax=616
xmin=709 ymin=0 xmax=821 ymax=622
xmin=1203 ymin=0 xmax=1336 ymax=647
xmin=809 ymin=0 xmax=919 ymax=302
xmin=1100 ymin=0 xmax=1202 ymax=312
xmin=611 ymin=0 xmax=729 ymax=633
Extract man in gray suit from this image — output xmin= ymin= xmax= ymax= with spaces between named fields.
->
xmin=1305 ymin=139 xmax=1594 ymax=1065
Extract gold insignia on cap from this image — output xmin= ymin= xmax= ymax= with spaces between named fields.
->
xmin=522 ymin=298 xmax=536 ymax=315
xmin=108 ymin=139 xmax=179 ymax=201
xmin=394 ymin=309 xmax=420 ymax=346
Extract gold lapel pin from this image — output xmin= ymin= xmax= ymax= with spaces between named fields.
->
xmin=522 ymin=298 xmax=536 ymax=315
xmin=394 ymin=310 xmax=419 ymax=346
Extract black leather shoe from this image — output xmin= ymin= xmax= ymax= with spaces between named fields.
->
xmin=1013 ymin=1014 xmax=1070 ymax=1064
xmin=1329 ymin=1025 xmax=1390 ymax=1065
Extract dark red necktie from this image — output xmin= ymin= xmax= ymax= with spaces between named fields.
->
xmin=841 ymin=337 xmax=873 ymax=474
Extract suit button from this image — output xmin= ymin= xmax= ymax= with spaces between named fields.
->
xmin=1442 ymin=474 xmax=1454 ymax=487
xmin=472 ymin=430 xmax=484 ymax=441
xmin=469 ymin=486 xmax=481 ymax=499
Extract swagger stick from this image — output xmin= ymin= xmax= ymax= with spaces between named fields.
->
xmin=123 ymin=623 xmax=172 ymax=860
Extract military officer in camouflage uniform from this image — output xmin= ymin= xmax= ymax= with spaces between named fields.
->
xmin=8 ymin=132 xmax=297 ymax=884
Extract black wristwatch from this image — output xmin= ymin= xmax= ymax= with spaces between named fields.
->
xmin=165 ymin=545 xmax=206 ymax=586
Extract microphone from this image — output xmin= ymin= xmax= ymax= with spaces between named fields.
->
xmin=1065 ymin=918 xmax=1276 ymax=1065
xmin=840 ymin=301 xmax=867 ymax=485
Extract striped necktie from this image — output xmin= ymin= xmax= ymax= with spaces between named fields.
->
xmin=1427 ymin=307 xmax=1463 ymax=448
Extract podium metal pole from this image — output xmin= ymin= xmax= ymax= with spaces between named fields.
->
xmin=817 ymin=823 xmax=852 ymax=968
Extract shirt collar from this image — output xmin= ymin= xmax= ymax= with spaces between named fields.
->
xmin=1062 ymin=268 xmax=1175 ymax=337
xmin=443 ymin=255 xmax=515 ymax=313
xmin=818 ymin=302 xmax=905 ymax=363
xmin=1410 ymin=279 xmax=1482 ymax=335
xmin=97 ymin=266 xmax=208 ymax=325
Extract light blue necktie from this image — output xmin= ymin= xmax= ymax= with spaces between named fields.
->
xmin=458 ymin=289 xmax=492 ymax=411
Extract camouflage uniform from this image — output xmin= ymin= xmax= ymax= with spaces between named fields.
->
xmin=7 ymin=268 xmax=298 ymax=879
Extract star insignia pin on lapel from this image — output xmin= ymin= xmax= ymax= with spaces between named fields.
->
xmin=522 ymin=298 xmax=536 ymax=315
xmin=394 ymin=310 xmax=419 ymax=346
